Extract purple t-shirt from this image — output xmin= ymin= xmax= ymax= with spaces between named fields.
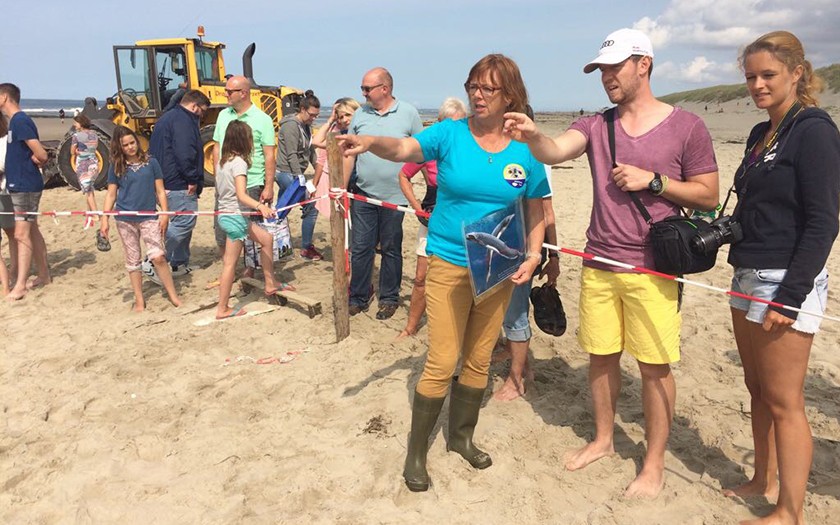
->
xmin=570 ymin=107 xmax=717 ymax=272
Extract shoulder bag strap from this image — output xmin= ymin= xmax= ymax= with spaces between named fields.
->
xmin=606 ymin=108 xmax=652 ymax=224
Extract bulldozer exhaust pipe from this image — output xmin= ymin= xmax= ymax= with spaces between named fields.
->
xmin=243 ymin=43 xmax=256 ymax=86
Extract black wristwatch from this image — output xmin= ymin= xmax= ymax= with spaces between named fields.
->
xmin=648 ymin=172 xmax=664 ymax=195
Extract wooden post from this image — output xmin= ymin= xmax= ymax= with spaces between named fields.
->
xmin=326 ymin=133 xmax=350 ymax=341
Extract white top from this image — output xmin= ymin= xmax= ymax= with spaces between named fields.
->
xmin=216 ymin=156 xmax=250 ymax=213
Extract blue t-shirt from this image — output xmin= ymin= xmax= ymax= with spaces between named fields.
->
xmin=416 ymin=118 xmax=550 ymax=267
xmin=107 ymin=158 xmax=163 ymax=222
xmin=5 ymin=112 xmax=44 ymax=193
xmin=349 ymin=99 xmax=423 ymax=204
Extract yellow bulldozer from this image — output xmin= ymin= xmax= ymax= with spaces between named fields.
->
xmin=51 ymin=27 xmax=302 ymax=189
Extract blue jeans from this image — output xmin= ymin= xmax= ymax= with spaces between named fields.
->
xmin=350 ymin=196 xmax=404 ymax=306
xmin=165 ymin=189 xmax=198 ymax=267
xmin=275 ymin=171 xmax=318 ymax=248
xmin=503 ymin=278 xmax=533 ymax=342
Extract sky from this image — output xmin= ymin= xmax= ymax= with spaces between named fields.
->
xmin=1 ymin=0 xmax=838 ymax=110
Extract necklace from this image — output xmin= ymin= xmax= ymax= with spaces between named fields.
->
xmin=488 ymin=153 xmax=493 ymax=164
xmin=764 ymin=101 xmax=803 ymax=150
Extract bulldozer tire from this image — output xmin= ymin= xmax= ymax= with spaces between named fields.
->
xmin=200 ymin=125 xmax=217 ymax=187
xmin=57 ymin=128 xmax=112 ymax=191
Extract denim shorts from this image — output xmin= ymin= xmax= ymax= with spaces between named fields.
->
xmin=218 ymin=214 xmax=248 ymax=242
xmin=503 ymin=278 xmax=533 ymax=342
xmin=730 ymin=267 xmax=829 ymax=334
xmin=10 ymin=191 xmax=42 ymax=222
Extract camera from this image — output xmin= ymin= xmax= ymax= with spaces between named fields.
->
xmin=690 ymin=215 xmax=743 ymax=255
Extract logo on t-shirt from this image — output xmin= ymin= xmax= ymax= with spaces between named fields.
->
xmin=502 ymin=163 xmax=526 ymax=188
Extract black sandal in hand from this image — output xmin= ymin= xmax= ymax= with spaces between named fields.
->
xmin=96 ymin=231 xmax=111 ymax=252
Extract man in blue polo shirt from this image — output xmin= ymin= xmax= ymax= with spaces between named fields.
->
xmin=344 ymin=67 xmax=422 ymax=319
xmin=0 ymin=83 xmax=51 ymax=301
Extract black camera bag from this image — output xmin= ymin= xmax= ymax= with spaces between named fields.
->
xmin=648 ymin=215 xmax=717 ymax=274
xmin=605 ymin=109 xmax=718 ymax=275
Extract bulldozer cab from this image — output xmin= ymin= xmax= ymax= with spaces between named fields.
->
xmin=113 ymin=45 xmax=197 ymax=117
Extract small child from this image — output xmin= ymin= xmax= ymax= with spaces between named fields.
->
xmin=215 ymin=120 xmax=278 ymax=319
xmin=70 ymin=114 xmax=109 ymax=250
xmin=99 ymin=126 xmax=181 ymax=312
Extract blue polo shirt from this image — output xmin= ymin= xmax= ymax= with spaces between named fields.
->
xmin=349 ymin=99 xmax=422 ymax=204
xmin=415 ymin=118 xmax=549 ymax=267
xmin=107 ymin=158 xmax=163 ymax=222
xmin=5 ymin=112 xmax=44 ymax=193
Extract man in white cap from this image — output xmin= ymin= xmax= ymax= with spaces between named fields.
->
xmin=504 ymin=28 xmax=719 ymax=497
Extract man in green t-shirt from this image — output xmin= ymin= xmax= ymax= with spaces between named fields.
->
xmin=212 ymin=75 xmax=276 ymax=202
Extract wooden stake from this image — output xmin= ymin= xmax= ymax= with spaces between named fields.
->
xmin=327 ymin=133 xmax=350 ymax=341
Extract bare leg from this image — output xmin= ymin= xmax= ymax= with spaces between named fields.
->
xmin=7 ymin=220 xmax=33 ymax=300
xmin=0 ymin=247 xmax=9 ymax=295
xmin=216 ymin=239 xmax=244 ymax=319
xmin=624 ymin=361 xmax=676 ymax=498
xmin=565 ymin=352 xmax=622 ymax=470
xmin=740 ymin=324 xmax=813 ymax=525
xmin=398 ymin=255 xmax=428 ymax=339
xmin=5 ymin=228 xmax=18 ymax=282
xmin=724 ymin=308 xmax=779 ymax=500
xmin=26 ymin=221 xmax=51 ymax=288
xmin=151 ymin=255 xmax=182 ymax=307
xmin=494 ymin=339 xmax=531 ymax=401
xmin=128 ymin=270 xmax=145 ymax=312
xmin=248 ymin=223 xmax=277 ymax=292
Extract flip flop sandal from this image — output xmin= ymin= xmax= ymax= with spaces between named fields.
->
xmin=96 ymin=231 xmax=112 ymax=252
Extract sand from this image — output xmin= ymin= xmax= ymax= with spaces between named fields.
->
xmin=1 ymin=101 xmax=839 ymax=524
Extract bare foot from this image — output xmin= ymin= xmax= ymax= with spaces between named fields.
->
xmin=169 ymin=296 xmax=183 ymax=308
xmin=131 ymin=302 xmax=145 ymax=313
xmin=494 ymin=376 xmax=526 ymax=401
xmin=739 ymin=512 xmax=798 ymax=525
xmin=723 ymin=479 xmax=779 ymax=501
xmin=564 ymin=441 xmax=614 ymax=471
xmin=624 ymin=468 xmax=664 ymax=499
xmin=6 ymin=287 xmax=27 ymax=301
xmin=205 ymin=279 xmax=221 ymax=290
xmin=26 ymin=276 xmax=52 ymax=290
xmin=395 ymin=327 xmax=416 ymax=340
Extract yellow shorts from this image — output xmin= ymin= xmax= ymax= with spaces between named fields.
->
xmin=577 ymin=266 xmax=681 ymax=364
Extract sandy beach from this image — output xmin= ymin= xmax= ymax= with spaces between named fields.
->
xmin=1 ymin=100 xmax=839 ymax=524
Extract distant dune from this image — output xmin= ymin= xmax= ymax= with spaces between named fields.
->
xmin=660 ymin=63 xmax=840 ymax=107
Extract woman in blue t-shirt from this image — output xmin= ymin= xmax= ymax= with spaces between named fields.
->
xmin=339 ymin=54 xmax=549 ymax=492
xmin=100 ymin=126 xmax=182 ymax=312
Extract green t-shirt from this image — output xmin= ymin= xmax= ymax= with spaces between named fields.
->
xmin=213 ymin=104 xmax=276 ymax=189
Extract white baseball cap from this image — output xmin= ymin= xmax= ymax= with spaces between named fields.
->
xmin=583 ymin=28 xmax=654 ymax=74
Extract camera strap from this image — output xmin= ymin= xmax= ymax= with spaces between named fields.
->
xmin=726 ymin=101 xmax=804 ymax=220
xmin=605 ymin=108 xmax=656 ymax=225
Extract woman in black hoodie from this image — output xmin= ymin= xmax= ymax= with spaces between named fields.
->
xmin=724 ymin=31 xmax=840 ymax=524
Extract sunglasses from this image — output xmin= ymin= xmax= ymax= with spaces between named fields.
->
xmin=224 ymin=88 xmax=245 ymax=95
xmin=360 ymin=83 xmax=384 ymax=94
xmin=306 ymin=110 xmax=320 ymax=118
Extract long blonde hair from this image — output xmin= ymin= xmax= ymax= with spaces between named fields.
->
xmin=740 ymin=31 xmax=824 ymax=107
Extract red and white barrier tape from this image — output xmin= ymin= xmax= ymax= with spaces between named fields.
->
xmin=545 ymin=243 xmax=840 ymax=323
xmin=3 ymin=189 xmax=834 ymax=322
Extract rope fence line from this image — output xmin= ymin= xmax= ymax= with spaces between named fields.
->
xmin=2 ymin=189 xmax=835 ymax=323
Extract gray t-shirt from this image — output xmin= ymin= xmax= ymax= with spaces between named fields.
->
xmin=216 ymin=156 xmax=250 ymax=213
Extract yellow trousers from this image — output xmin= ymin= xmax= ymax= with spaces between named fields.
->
xmin=416 ymin=256 xmax=514 ymax=398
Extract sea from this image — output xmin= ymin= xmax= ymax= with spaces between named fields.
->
xmin=21 ymin=98 xmax=440 ymax=124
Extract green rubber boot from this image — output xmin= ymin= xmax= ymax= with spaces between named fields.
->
xmin=447 ymin=382 xmax=492 ymax=469
xmin=403 ymin=391 xmax=446 ymax=492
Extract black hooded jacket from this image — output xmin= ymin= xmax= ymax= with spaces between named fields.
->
xmin=728 ymin=106 xmax=840 ymax=318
